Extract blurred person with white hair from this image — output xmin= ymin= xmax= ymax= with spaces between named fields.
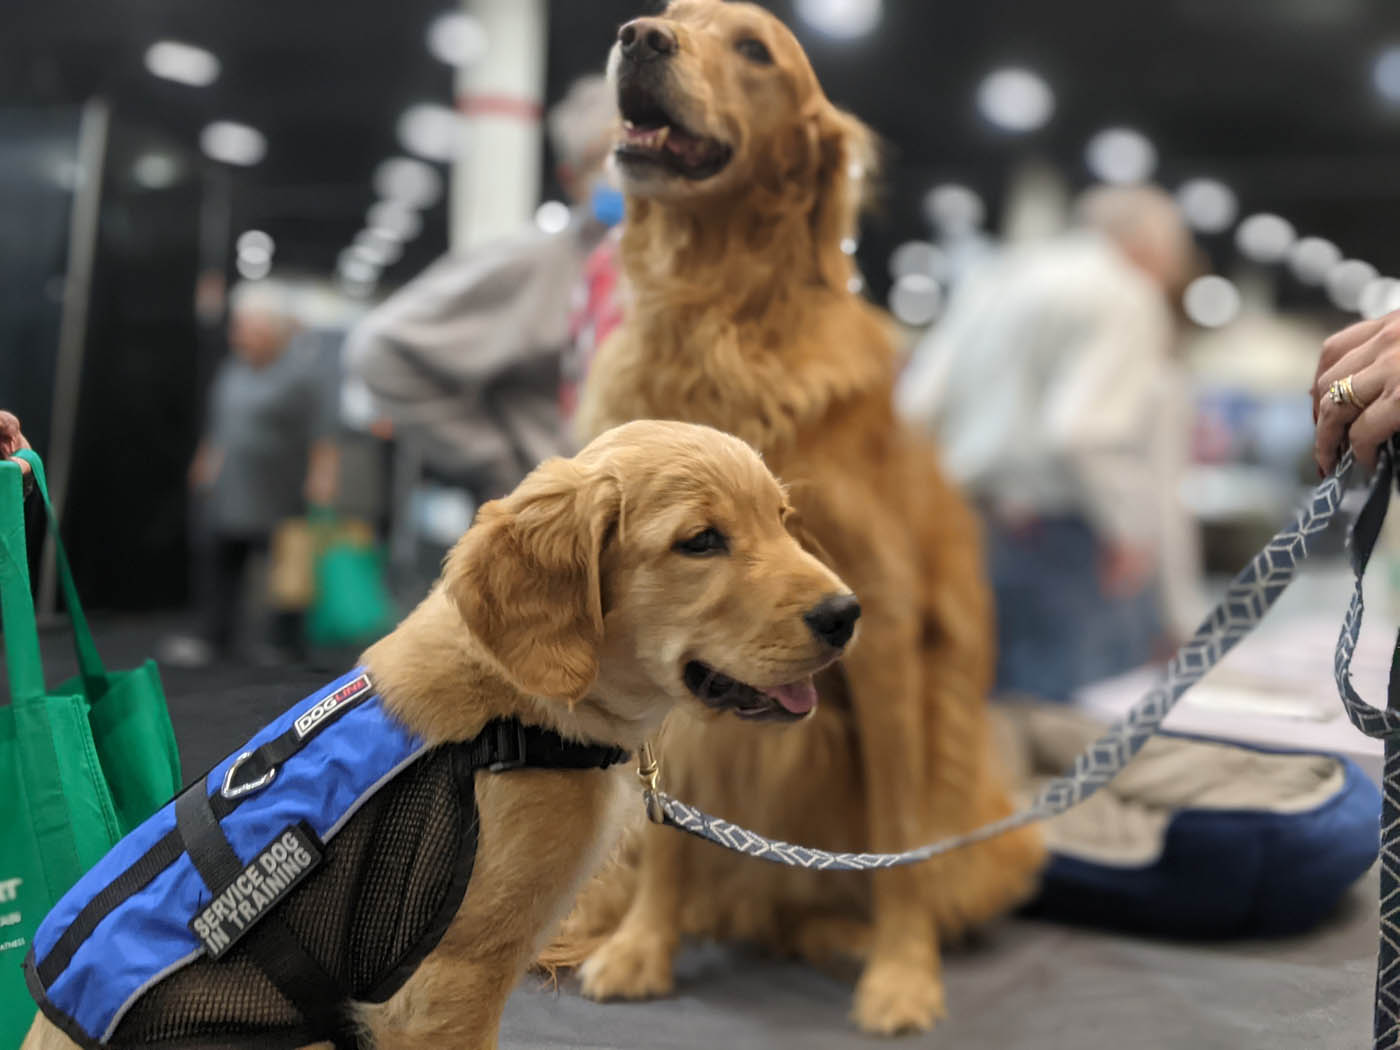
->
xmin=345 ymin=74 xmax=622 ymax=500
xmin=898 ymin=184 xmax=1205 ymax=702
xmin=162 ymin=280 xmax=341 ymax=668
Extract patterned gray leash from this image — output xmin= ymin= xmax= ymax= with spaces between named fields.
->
xmin=638 ymin=446 xmax=1400 ymax=1048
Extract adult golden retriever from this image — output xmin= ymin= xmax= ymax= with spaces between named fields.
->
xmin=559 ymin=0 xmax=1047 ymax=1034
xmin=22 ymin=420 xmax=857 ymax=1050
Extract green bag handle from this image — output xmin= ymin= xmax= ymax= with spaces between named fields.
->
xmin=0 ymin=459 xmax=47 ymax=703
xmin=12 ymin=450 xmax=108 ymax=699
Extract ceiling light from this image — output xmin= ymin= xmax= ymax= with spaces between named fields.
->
xmin=373 ymin=157 xmax=443 ymax=210
xmin=367 ymin=200 xmax=423 ymax=242
xmin=236 ymin=230 xmax=274 ymax=261
xmin=1085 ymin=127 xmax=1157 ymax=184
xmin=353 ymin=229 xmax=403 ymax=267
xmin=1182 ymin=275 xmax=1241 ymax=328
xmin=888 ymin=273 xmax=942 ymax=327
xmin=1175 ymin=178 xmax=1237 ymax=234
xmin=1360 ymin=277 xmax=1400 ymax=319
xmin=889 ymin=241 xmax=946 ymax=281
xmin=977 ymin=68 xmax=1054 ymax=133
xmin=427 ymin=12 xmax=488 ymax=67
xmin=144 ymin=40 xmax=220 ymax=87
xmin=1288 ymin=236 xmax=1341 ymax=285
xmin=1327 ymin=259 xmax=1379 ymax=312
xmin=534 ymin=200 xmax=571 ymax=234
xmin=924 ymin=184 xmax=985 ymax=234
xmin=236 ymin=254 xmax=271 ymax=281
xmin=794 ymin=0 xmax=882 ymax=40
xmin=131 ymin=152 xmax=181 ymax=189
xmin=1235 ymin=213 xmax=1296 ymax=264
xmin=200 ymin=121 xmax=266 ymax=166
xmin=397 ymin=103 xmax=465 ymax=164
xmin=1375 ymin=46 xmax=1400 ymax=105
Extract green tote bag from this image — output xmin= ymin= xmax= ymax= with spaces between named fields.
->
xmin=0 ymin=452 xmax=182 ymax=1046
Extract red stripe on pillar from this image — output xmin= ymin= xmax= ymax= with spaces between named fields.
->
xmin=456 ymin=94 xmax=544 ymax=121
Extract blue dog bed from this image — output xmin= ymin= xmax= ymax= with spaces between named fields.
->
xmin=998 ymin=706 xmax=1381 ymax=938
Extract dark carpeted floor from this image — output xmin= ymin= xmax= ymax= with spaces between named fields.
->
xmin=4 ymin=614 xmax=1380 ymax=1049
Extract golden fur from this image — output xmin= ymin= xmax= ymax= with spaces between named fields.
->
xmin=554 ymin=0 xmax=1047 ymax=1035
xmin=22 ymin=420 xmax=854 ymax=1050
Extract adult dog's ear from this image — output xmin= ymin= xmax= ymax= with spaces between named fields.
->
xmin=809 ymin=105 xmax=879 ymax=292
xmin=444 ymin=459 xmax=620 ymax=702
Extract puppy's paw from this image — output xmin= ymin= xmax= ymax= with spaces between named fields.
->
xmin=851 ymin=960 xmax=946 ymax=1036
xmin=578 ymin=931 xmax=675 ymax=1002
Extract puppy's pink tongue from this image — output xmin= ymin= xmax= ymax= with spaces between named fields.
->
xmin=764 ymin=677 xmax=818 ymax=715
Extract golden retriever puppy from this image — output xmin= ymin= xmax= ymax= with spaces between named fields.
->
xmin=21 ymin=420 xmax=856 ymax=1050
xmin=560 ymin=0 xmax=1047 ymax=1035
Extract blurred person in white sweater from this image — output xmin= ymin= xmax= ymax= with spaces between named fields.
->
xmin=898 ymin=185 xmax=1205 ymax=702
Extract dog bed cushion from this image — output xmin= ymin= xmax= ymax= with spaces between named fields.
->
xmin=994 ymin=705 xmax=1380 ymax=937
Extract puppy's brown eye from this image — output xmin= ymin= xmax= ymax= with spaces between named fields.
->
xmin=675 ymin=527 xmax=728 ymax=556
xmin=735 ymin=38 xmax=772 ymax=65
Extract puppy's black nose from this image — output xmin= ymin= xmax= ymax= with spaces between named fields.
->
xmin=619 ymin=18 xmax=678 ymax=62
xmin=804 ymin=594 xmax=861 ymax=650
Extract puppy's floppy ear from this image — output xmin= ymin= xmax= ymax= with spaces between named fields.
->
xmin=808 ymin=105 xmax=879 ymax=291
xmin=444 ymin=459 xmax=620 ymax=702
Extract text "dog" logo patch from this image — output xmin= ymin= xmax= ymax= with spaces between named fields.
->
xmin=294 ymin=673 xmax=372 ymax=740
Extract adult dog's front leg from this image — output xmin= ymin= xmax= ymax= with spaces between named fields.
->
xmin=839 ymin=603 xmax=946 ymax=1035
xmin=579 ymin=819 xmax=683 ymax=1001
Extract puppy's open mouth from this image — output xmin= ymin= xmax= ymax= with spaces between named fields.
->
xmin=684 ymin=661 xmax=818 ymax=722
xmin=615 ymin=82 xmax=732 ymax=181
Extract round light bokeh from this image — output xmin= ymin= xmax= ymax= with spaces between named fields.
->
xmin=976 ymin=68 xmax=1054 ymax=133
xmin=888 ymin=240 xmax=946 ymax=282
xmin=427 ymin=12 xmax=488 ymax=67
xmin=1359 ymin=277 xmax=1400 ymax=320
xmin=1288 ymin=237 xmax=1342 ymax=286
xmin=1182 ymin=275 xmax=1242 ymax=329
xmin=367 ymin=200 xmax=423 ymax=242
xmin=1085 ymin=127 xmax=1157 ymax=184
xmin=1175 ymin=178 xmax=1237 ymax=234
xmin=793 ymin=0 xmax=883 ymax=39
xmin=354 ymin=229 xmax=403 ymax=267
xmin=1327 ymin=259 xmax=1380 ymax=313
xmin=1235 ymin=213 xmax=1296 ymax=265
xmin=131 ymin=152 xmax=181 ymax=190
xmin=373 ymin=157 xmax=444 ymax=210
xmin=889 ymin=273 xmax=942 ymax=326
xmin=924 ymin=184 xmax=985 ymax=234
xmin=397 ymin=103 xmax=466 ymax=164
xmin=200 ymin=121 xmax=266 ymax=167
xmin=534 ymin=200 xmax=572 ymax=235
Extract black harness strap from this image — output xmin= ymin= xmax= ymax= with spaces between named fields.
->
xmin=174 ymin=780 xmax=356 ymax=1047
xmin=467 ymin=719 xmax=631 ymax=773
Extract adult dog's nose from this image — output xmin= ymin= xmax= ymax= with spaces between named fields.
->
xmin=804 ymin=594 xmax=862 ymax=650
xmin=618 ymin=18 xmax=678 ymax=62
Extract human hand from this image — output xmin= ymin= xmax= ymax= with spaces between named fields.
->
xmin=1313 ymin=309 xmax=1400 ymax=474
xmin=188 ymin=444 xmax=222 ymax=490
xmin=1100 ymin=543 xmax=1155 ymax=599
xmin=0 ymin=411 xmax=33 ymax=476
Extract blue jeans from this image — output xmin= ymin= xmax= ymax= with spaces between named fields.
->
xmin=988 ymin=516 xmax=1162 ymax=703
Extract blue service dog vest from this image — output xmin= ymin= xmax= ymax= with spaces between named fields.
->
xmin=24 ymin=668 xmax=629 ymax=1050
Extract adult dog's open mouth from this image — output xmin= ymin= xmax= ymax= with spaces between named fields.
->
xmin=615 ymin=81 xmax=732 ymax=181
xmin=684 ymin=661 xmax=818 ymax=722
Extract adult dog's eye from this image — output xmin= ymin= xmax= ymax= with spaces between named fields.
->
xmin=735 ymin=38 xmax=772 ymax=65
xmin=674 ymin=527 xmax=729 ymax=556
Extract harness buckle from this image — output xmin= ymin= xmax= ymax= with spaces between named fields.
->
xmin=638 ymin=741 xmax=665 ymax=824
xmin=487 ymin=721 xmax=530 ymax=772
xmin=221 ymin=751 xmax=277 ymax=800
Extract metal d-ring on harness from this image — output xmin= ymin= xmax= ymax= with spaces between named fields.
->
xmin=637 ymin=444 xmax=1400 ymax=1050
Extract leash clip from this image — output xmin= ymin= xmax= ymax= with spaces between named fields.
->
xmin=221 ymin=752 xmax=277 ymax=800
xmin=638 ymin=741 xmax=665 ymax=824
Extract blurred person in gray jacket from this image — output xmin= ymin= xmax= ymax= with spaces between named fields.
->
xmin=345 ymin=75 xmax=622 ymax=500
xmin=898 ymin=185 xmax=1204 ymax=703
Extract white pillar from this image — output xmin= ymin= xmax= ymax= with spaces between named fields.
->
xmin=453 ymin=0 xmax=547 ymax=252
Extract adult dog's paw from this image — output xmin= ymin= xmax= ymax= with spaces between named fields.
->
xmin=578 ymin=930 xmax=675 ymax=1002
xmin=851 ymin=959 xmax=946 ymax=1036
